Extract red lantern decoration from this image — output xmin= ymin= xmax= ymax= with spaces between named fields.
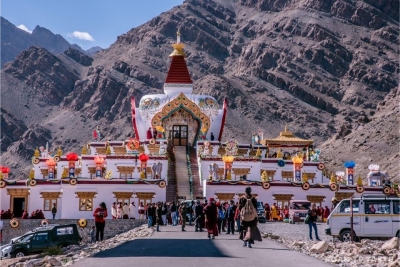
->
xmin=2 ymin=167 xmax=10 ymax=174
xmin=46 ymin=159 xmax=56 ymax=167
xmin=94 ymin=157 xmax=105 ymax=165
xmin=66 ymin=152 xmax=79 ymax=161
xmin=139 ymin=154 xmax=149 ymax=162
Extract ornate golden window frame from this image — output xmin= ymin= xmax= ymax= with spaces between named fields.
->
xmin=76 ymin=192 xmax=97 ymax=211
xmin=40 ymin=192 xmax=61 ymax=211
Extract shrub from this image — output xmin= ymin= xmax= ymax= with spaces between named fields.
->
xmin=44 ymin=246 xmax=63 ymax=256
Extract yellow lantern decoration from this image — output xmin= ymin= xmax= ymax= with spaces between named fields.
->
xmin=155 ymin=126 xmax=165 ymax=133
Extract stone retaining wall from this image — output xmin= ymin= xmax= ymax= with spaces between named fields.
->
xmin=0 ymin=219 xmax=147 ymax=245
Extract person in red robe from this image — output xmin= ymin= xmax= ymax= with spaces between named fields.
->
xmin=203 ymin=198 xmax=219 ymax=239
xmin=283 ymin=205 xmax=289 ymax=219
xmin=146 ymin=127 xmax=152 ymax=139
xmin=323 ymin=206 xmax=330 ymax=222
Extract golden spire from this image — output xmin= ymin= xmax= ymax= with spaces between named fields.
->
xmin=29 ymin=169 xmax=35 ymax=179
xmin=81 ymin=146 xmax=87 ymax=155
xmin=106 ymin=144 xmax=111 ymax=155
xmin=61 ymin=168 xmax=68 ymax=178
xmin=284 ymin=124 xmax=288 ymax=132
xmin=34 ymin=147 xmax=40 ymax=158
xmin=56 ymin=146 xmax=63 ymax=156
xmin=356 ymin=175 xmax=363 ymax=186
xmin=169 ymin=31 xmax=185 ymax=57
xmin=276 ymin=149 xmax=283 ymax=159
xmin=330 ymin=172 xmax=337 ymax=184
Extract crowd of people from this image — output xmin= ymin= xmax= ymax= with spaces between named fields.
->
xmin=0 ymin=209 xmax=46 ymax=219
xmin=263 ymin=203 xmax=331 ymax=222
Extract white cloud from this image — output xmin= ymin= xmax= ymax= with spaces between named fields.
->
xmin=17 ymin=24 xmax=32 ymax=34
xmin=68 ymin=31 xmax=95 ymax=41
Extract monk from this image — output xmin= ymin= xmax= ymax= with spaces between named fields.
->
xmin=271 ymin=203 xmax=279 ymax=221
xmin=203 ymin=198 xmax=219 ymax=239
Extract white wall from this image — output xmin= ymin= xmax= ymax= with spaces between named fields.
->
xmin=1 ymin=183 xmax=166 ymax=219
xmin=204 ymin=184 xmax=364 ymax=207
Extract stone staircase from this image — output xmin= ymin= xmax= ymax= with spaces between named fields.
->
xmin=174 ymin=146 xmax=192 ymax=200
xmin=166 ymin=144 xmax=177 ymax=202
xmin=189 ymin=147 xmax=203 ymax=199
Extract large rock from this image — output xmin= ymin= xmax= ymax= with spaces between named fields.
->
xmin=310 ymin=240 xmax=329 ymax=254
xmin=382 ymin=237 xmax=399 ymax=250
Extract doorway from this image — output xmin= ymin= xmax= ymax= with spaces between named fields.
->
xmin=172 ymin=125 xmax=188 ymax=146
xmin=13 ymin=197 xmax=25 ymax=217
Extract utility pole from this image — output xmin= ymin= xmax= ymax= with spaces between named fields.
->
xmin=350 ymin=196 xmax=354 ymax=242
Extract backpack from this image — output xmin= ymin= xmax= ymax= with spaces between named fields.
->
xmin=218 ymin=209 xmax=225 ymax=219
xmin=240 ymin=198 xmax=257 ymax=222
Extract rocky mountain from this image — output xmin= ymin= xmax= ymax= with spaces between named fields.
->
xmin=86 ymin=46 xmax=103 ymax=55
xmin=1 ymin=0 xmax=398 ymax=181
xmin=0 ymin=16 xmax=84 ymax=67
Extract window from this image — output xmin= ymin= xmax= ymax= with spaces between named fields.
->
xmin=56 ymin=226 xmax=74 ymax=236
xmin=33 ymin=233 xmax=48 ymax=242
xmin=76 ymin=192 xmax=96 ymax=211
xmin=79 ymin=198 xmax=93 ymax=211
xmin=40 ymin=192 xmax=61 ymax=211
xmin=338 ymin=200 xmax=359 ymax=213
xmin=44 ymin=199 xmax=57 ymax=211
xmin=364 ymin=201 xmax=390 ymax=214
xmin=120 ymin=173 xmax=132 ymax=179
xmin=393 ymin=201 xmax=400 ymax=214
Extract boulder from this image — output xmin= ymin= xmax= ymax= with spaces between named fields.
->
xmin=47 ymin=257 xmax=62 ymax=266
xmin=382 ymin=237 xmax=399 ymax=250
xmin=310 ymin=240 xmax=329 ymax=254
xmin=268 ymin=234 xmax=280 ymax=239
xmin=292 ymin=241 xmax=304 ymax=247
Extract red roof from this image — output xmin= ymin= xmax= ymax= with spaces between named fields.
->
xmin=165 ymin=55 xmax=192 ymax=84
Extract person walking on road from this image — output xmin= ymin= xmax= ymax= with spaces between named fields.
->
xmin=217 ymin=204 xmax=224 ymax=234
xmin=239 ymin=187 xmax=262 ymax=248
xmin=226 ymin=200 xmax=237 ymax=234
xmin=307 ymin=204 xmax=321 ymax=241
xmin=93 ymin=202 xmax=108 ymax=242
xmin=194 ymin=200 xmax=204 ymax=232
xmin=204 ymin=198 xmax=219 ymax=239
xmin=156 ymin=202 xmax=163 ymax=232
xmin=179 ymin=202 xmax=187 ymax=231
xmin=171 ymin=202 xmax=177 ymax=226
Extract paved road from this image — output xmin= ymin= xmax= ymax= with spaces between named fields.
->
xmin=73 ymin=225 xmax=333 ymax=267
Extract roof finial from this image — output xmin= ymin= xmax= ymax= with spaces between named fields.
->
xmin=177 ymin=31 xmax=181 ymax=44
xmin=284 ymin=124 xmax=288 ymax=132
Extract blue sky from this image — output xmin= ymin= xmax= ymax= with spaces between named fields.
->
xmin=2 ymin=0 xmax=184 ymax=49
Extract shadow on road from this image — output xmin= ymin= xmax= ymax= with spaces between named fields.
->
xmin=92 ymin=239 xmax=232 ymax=258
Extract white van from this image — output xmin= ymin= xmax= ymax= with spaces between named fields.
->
xmin=325 ymin=194 xmax=400 ymax=241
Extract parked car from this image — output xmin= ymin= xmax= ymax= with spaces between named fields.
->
xmin=325 ymin=194 xmax=400 ymax=242
xmin=9 ymin=224 xmax=81 ymax=258
xmin=1 ymin=224 xmax=61 ymax=259
xmin=289 ymin=200 xmax=311 ymax=224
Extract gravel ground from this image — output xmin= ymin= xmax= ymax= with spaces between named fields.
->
xmin=259 ymin=221 xmax=331 ymax=241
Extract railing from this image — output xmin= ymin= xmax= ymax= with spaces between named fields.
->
xmin=186 ymin=149 xmax=194 ymax=200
